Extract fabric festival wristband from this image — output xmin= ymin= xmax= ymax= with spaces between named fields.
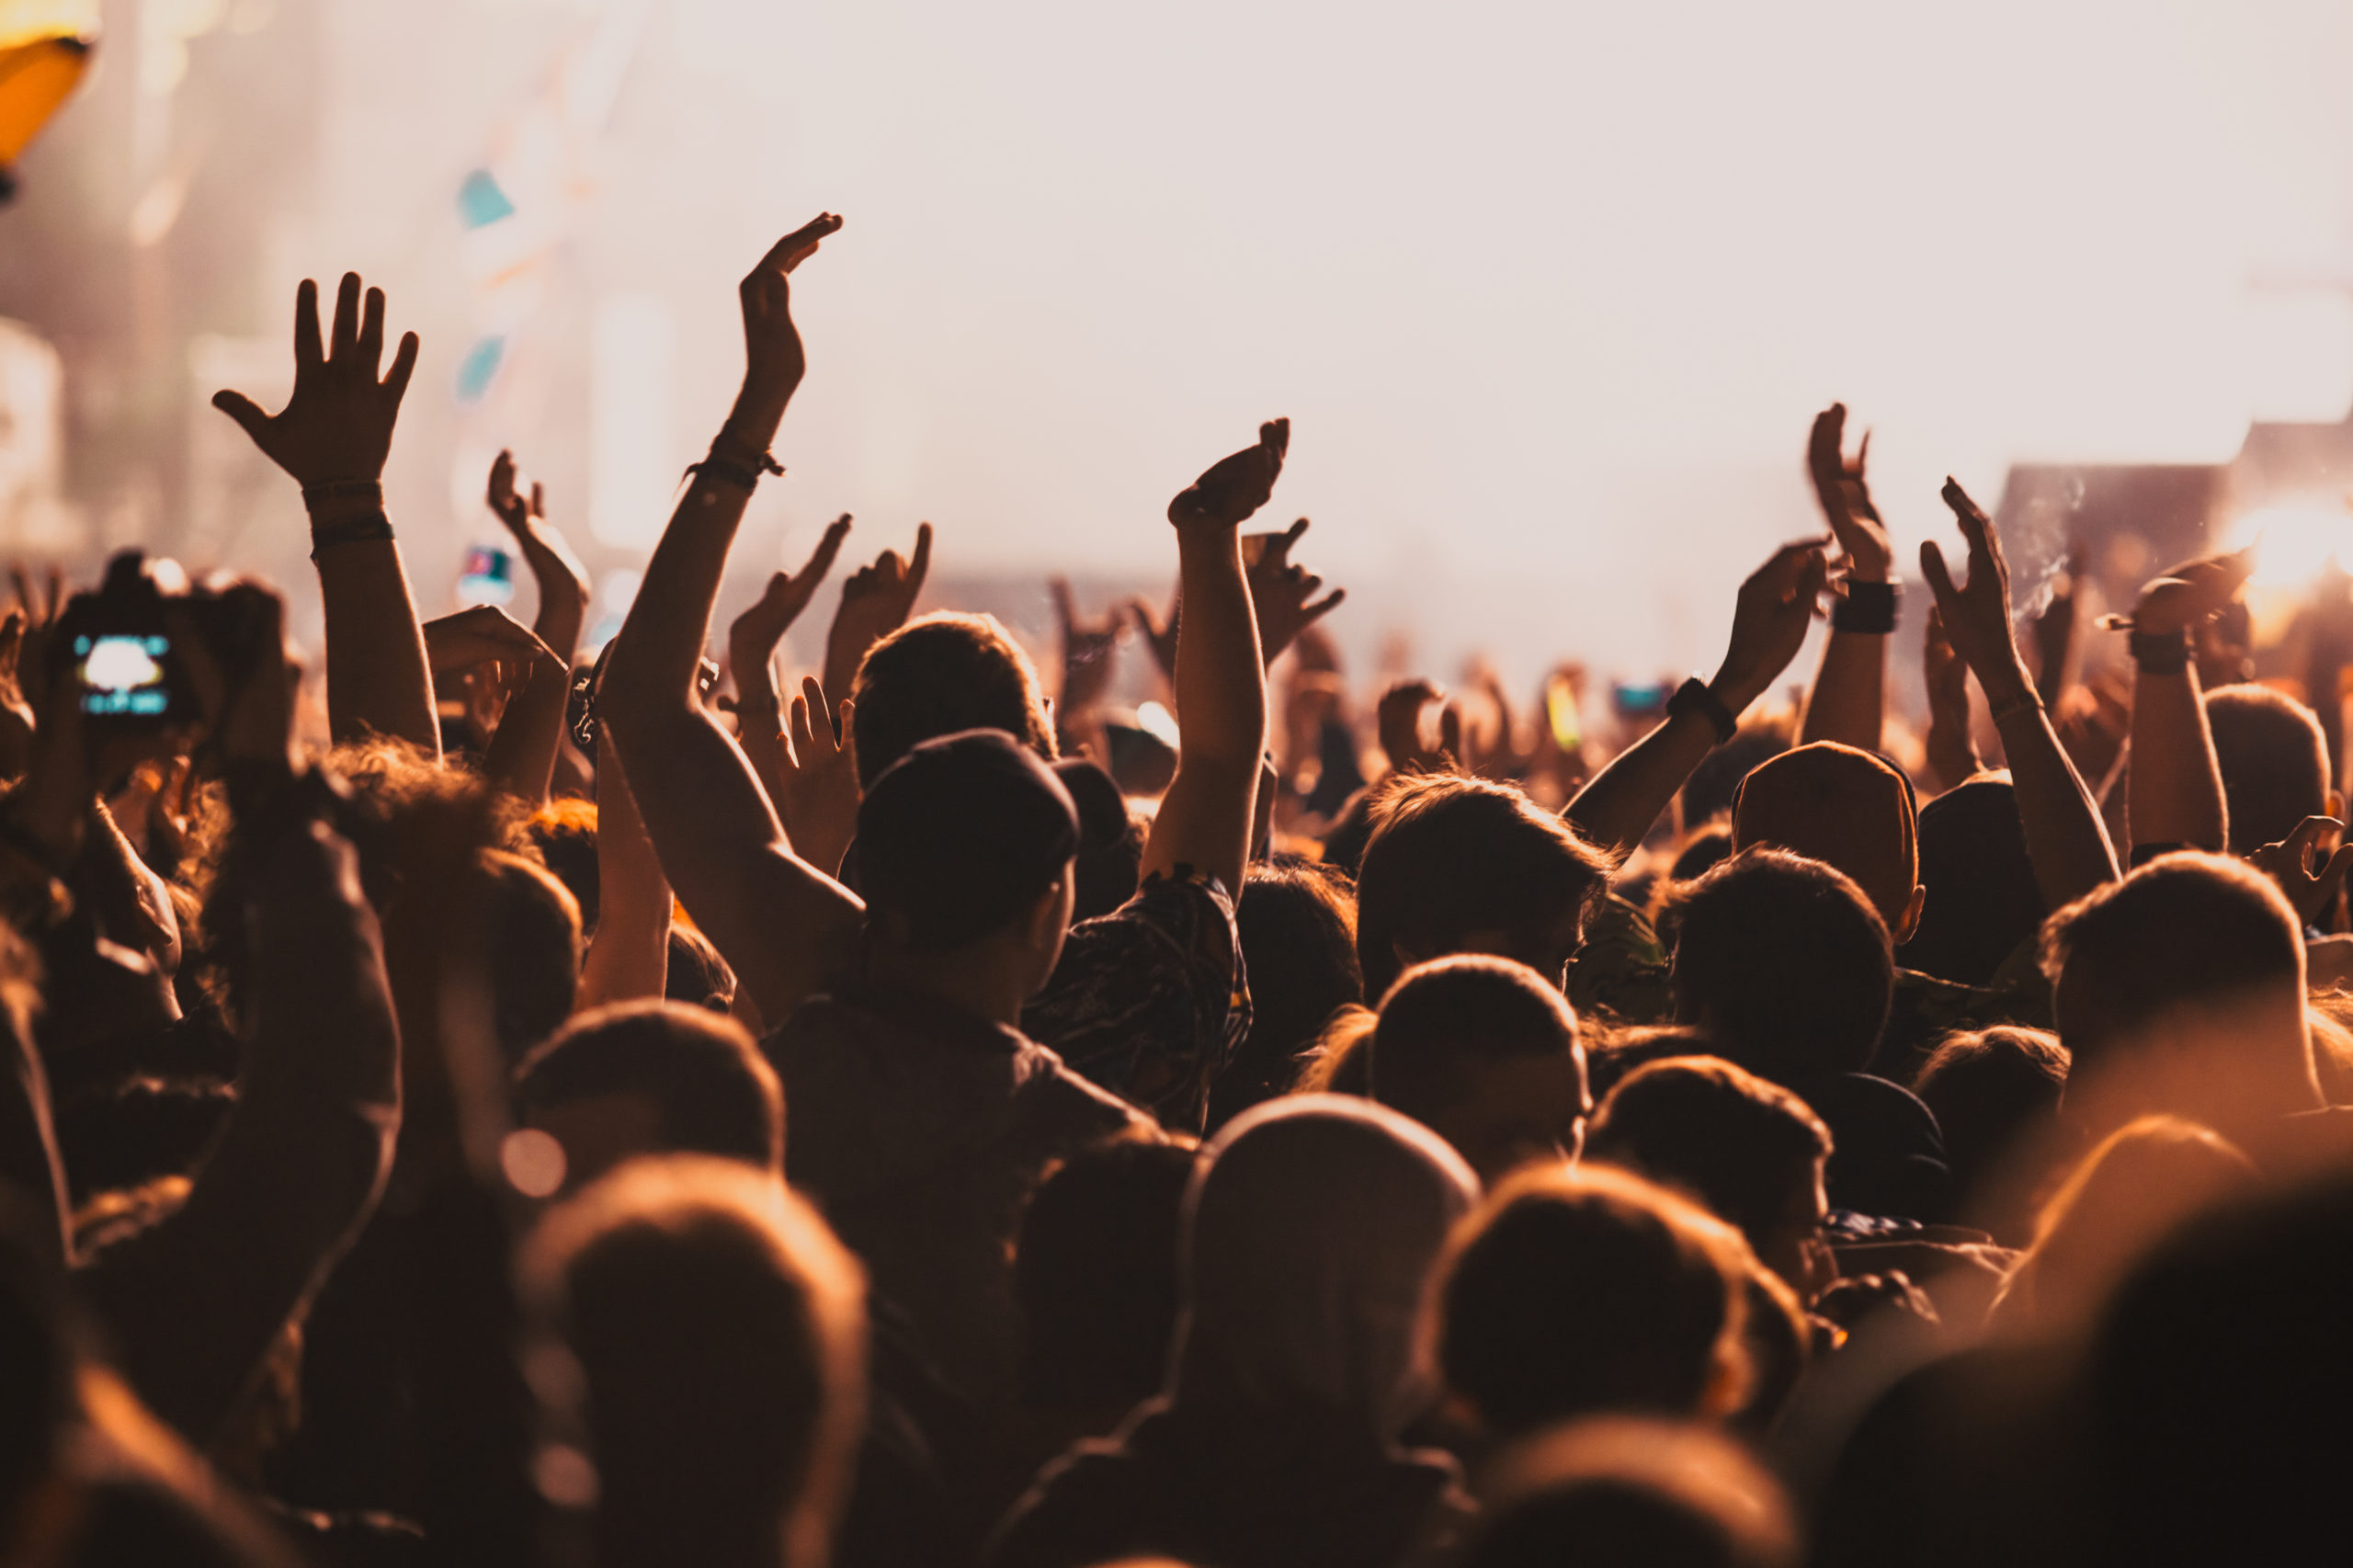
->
xmin=2129 ymin=628 xmax=2190 ymax=676
xmin=685 ymin=449 xmax=785 ymax=492
xmin=310 ymin=512 xmax=393 ymax=558
xmin=1667 ymin=676 xmax=1738 ymax=744
xmin=1831 ymin=579 xmax=1898 ymax=634
xmin=301 ymin=478 xmax=384 ymax=507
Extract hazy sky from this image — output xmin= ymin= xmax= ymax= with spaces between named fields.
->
xmin=176 ymin=0 xmax=2353 ymax=674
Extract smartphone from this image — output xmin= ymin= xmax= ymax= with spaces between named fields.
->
xmin=458 ymin=545 xmax=516 ymax=608
xmin=74 ymin=632 xmax=172 ymax=719
xmin=1545 ymin=673 xmax=1583 ymax=751
xmin=1610 ymin=680 xmax=1671 ymax=719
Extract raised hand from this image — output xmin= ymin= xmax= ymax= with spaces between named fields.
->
xmin=1918 ymin=481 xmax=2033 ymax=704
xmin=422 ymin=605 xmax=557 ymax=679
xmin=1128 ymin=592 xmax=1180 ymax=686
xmin=1712 ymin=536 xmax=1832 ymax=710
xmin=0 ymin=611 xmax=36 ymax=779
xmin=730 ymin=212 xmax=842 ymax=433
xmin=2248 ymin=815 xmax=2353 ymax=926
xmin=1053 ymin=577 xmax=1127 ymax=718
xmin=1169 ymin=419 xmax=1289 ymax=532
xmin=732 ymin=515 xmax=852 ymax=706
xmin=1245 ymin=517 xmax=1346 ymax=665
xmin=488 ymin=449 xmax=590 ymax=624
xmin=820 ymin=523 xmax=932 ymax=703
xmin=1923 ymin=606 xmax=1983 ymax=790
xmin=212 ymin=274 xmax=419 ymax=486
xmin=1377 ymin=677 xmax=1457 ymax=774
xmin=2120 ymin=545 xmax=2255 ymax=637
xmin=1809 ymin=403 xmax=1893 ymax=582
xmin=777 ymin=675 xmax=860 ymax=878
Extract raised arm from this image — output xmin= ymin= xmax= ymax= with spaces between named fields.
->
xmin=481 ymin=452 xmax=590 ymax=801
xmin=2120 ymin=549 xmax=2249 ymax=858
xmin=1921 ymin=480 xmax=2119 ymax=906
xmin=1141 ymin=421 xmax=1285 ymax=898
xmin=597 ymin=215 xmax=864 ymax=1025
xmin=575 ymin=728 xmax=670 ymax=1009
xmin=1797 ymin=404 xmax=1895 ymax=753
xmin=732 ymin=516 xmax=851 ymax=810
xmin=213 ymin=274 xmax=437 ymax=754
xmin=1566 ymin=537 xmax=1829 ymax=859
xmin=1245 ymin=517 xmax=1346 ymax=669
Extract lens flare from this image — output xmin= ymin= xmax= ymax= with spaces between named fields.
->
xmin=2227 ymin=505 xmax=2353 ymax=589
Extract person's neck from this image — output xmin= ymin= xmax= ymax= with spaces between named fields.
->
xmin=865 ymin=937 xmax=1035 ymax=1028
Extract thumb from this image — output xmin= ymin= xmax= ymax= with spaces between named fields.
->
xmin=211 ymin=389 xmax=272 ymax=446
xmin=1919 ymin=540 xmax=1961 ymax=615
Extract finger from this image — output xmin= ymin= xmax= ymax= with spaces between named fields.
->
xmin=1051 ymin=577 xmax=1076 ymax=632
xmin=1808 ymin=404 xmax=1846 ymax=494
xmin=331 ymin=273 xmax=361 ymax=361
xmin=383 ymin=331 xmax=419 ymax=401
xmin=1919 ymin=540 xmax=1961 ymax=614
xmin=2318 ymin=844 xmax=2353 ymax=905
xmin=488 ymin=449 xmax=517 ymax=512
xmin=2286 ymin=815 xmax=2341 ymax=866
xmin=1267 ymin=516 xmax=1310 ymax=565
xmin=0 ymin=610 xmax=21 ymax=670
xmin=801 ymin=516 xmax=851 ymax=583
xmin=1260 ymin=417 xmax=1290 ymax=464
xmin=906 ymin=522 xmax=934 ymax=595
xmin=8 ymin=568 xmax=29 ymax=619
xmin=1300 ymin=588 xmax=1346 ymax=627
xmin=786 ymin=691 xmax=814 ymax=757
xmin=529 ymin=482 xmax=545 ymax=520
xmin=294 ymin=278 xmax=323 ymax=370
xmin=1124 ymin=597 xmax=1164 ymax=638
xmin=756 ymin=212 xmax=845 ymax=276
xmin=41 ymin=568 xmax=58 ymax=625
xmin=835 ymin=696 xmax=855 ymax=748
xmin=210 ymin=389 xmax=273 ymax=444
xmin=359 ymin=285 xmax=386 ymax=372
xmin=1753 ymin=536 xmax=1833 ymax=596
xmin=1796 ymin=550 xmax=1831 ymax=610
xmin=1439 ymin=704 xmax=1463 ymax=762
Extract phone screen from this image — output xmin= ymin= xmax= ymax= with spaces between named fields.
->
xmin=1545 ymin=674 xmax=1583 ymax=750
xmin=75 ymin=633 xmax=171 ymax=717
xmin=458 ymin=546 xmax=517 ymax=608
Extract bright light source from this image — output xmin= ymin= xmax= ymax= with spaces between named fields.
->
xmin=2229 ymin=505 xmax=2353 ymax=588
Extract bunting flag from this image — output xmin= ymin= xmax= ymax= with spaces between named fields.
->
xmin=0 ymin=26 xmax=93 ymax=202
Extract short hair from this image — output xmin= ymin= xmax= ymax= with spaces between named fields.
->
xmin=1901 ymin=776 xmax=2044 ymax=987
xmin=1910 ymin=1026 xmax=2068 ymax=1199
xmin=1667 ymin=849 xmax=1893 ymax=1084
xmin=855 ymin=729 xmax=1080 ymax=952
xmin=517 ymin=1002 xmax=783 ymax=1173
xmin=665 ymin=921 xmax=737 ymax=1014
xmin=529 ymin=797 xmax=602 ymax=933
xmin=1057 ymin=758 xmax=1143 ymax=923
xmin=1731 ymin=742 xmax=1918 ymax=930
xmin=1367 ymin=955 xmax=1584 ymax=1132
xmin=2039 ymin=851 xmax=2305 ymax=1069
xmin=482 ymin=850 xmax=583 ymax=1065
xmin=1467 ymin=1416 xmax=1799 ymax=1568
xmin=1209 ymin=859 xmax=1363 ymax=1131
xmin=2205 ymin=684 xmax=2331 ymax=857
xmin=1432 ymin=1164 xmax=1751 ymax=1437
xmin=1356 ymin=773 xmax=1611 ymax=1001
xmin=523 ymin=1156 xmax=867 ymax=1568
xmin=1587 ymin=1057 xmax=1830 ymax=1247
xmin=1016 ymin=1138 xmax=1196 ymax=1411
xmin=850 ymin=612 xmax=1056 ymax=788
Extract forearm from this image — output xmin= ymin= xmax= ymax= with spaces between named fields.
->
xmin=1798 ymin=630 xmax=1886 ymax=753
xmin=577 ymin=733 xmax=670 ymax=1008
xmin=482 ymin=653 xmax=569 ymax=804
xmin=731 ymin=638 xmax=792 ymax=812
xmin=2128 ymin=665 xmax=2227 ymax=853
xmin=313 ymin=525 xmax=440 ymax=755
xmin=1564 ymin=710 xmax=1718 ymax=859
xmin=1979 ymin=662 xmax=2120 ymax=905
xmin=1142 ymin=527 xmax=1266 ymax=894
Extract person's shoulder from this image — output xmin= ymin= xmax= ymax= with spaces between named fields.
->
xmin=980 ymin=1430 xmax=1151 ymax=1568
xmin=1022 ymin=1038 xmax=1156 ymax=1140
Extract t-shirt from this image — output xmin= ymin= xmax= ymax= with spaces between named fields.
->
xmin=1023 ymin=869 xmax=1250 ymax=1134
xmin=767 ymin=984 xmax=1154 ymax=1409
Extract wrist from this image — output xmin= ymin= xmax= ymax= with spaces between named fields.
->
xmin=1705 ymin=665 xmax=1767 ymax=719
xmin=723 ymin=385 xmax=793 ymax=447
xmin=303 ymin=486 xmax=386 ymax=523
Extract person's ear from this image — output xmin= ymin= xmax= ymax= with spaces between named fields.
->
xmin=1893 ymin=883 xmax=1927 ymax=945
xmin=1023 ymin=873 xmax=1070 ymax=951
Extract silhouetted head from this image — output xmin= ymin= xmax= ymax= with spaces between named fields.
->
xmin=1209 ymin=858 xmax=1362 ymax=1131
xmin=1668 ymin=849 xmax=1893 ymax=1085
xmin=2204 ymin=684 xmax=2336 ymax=857
xmin=524 ymin=1156 xmax=867 ymax=1568
xmin=1432 ymin=1164 xmax=1752 ymax=1438
xmin=1910 ymin=1025 xmax=2068 ymax=1240
xmin=529 ymin=796 xmax=603 ymax=932
xmin=2040 ymin=851 xmax=2316 ymax=1142
xmin=855 ymin=728 xmax=1080 ymax=995
xmin=1357 ymin=772 xmax=1611 ymax=1001
xmin=517 ymin=1001 xmax=783 ymax=1192
xmin=1466 ymin=1416 xmax=1798 ymax=1568
xmin=1732 ymin=743 xmax=1922 ymax=940
xmin=850 ymin=612 xmax=1055 ymax=788
xmin=1017 ymin=1138 xmax=1197 ymax=1417
xmin=1173 ymin=1096 xmax=1478 ymax=1437
xmin=1055 ymin=757 xmax=1144 ymax=922
xmin=481 ymin=849 xmax=583 ymax=1065
xmin=1900 ymin=775 xmax=2045 ymax=986
xmin=1588 ymin=1056 xmax=1834 ymax=1301
xmin=1366 ymin=954 xmax=1590 ymax=1183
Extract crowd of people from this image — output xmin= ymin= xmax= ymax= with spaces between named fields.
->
xmin=1 ymin=208 xmax=2350 ymax=1567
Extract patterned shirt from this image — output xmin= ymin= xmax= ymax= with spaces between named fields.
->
xmin=1022 ymin=869 xmax=1250 ymax=1134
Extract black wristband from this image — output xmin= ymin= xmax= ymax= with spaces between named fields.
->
xmin=309 ymin=511 xmax=393 ymax=558
xmin=686 ymin=448 xmax=785 ymax=492
xmin=1831 ymin=579 xmax=1899 ymax=635
xmin=2130 ymin=627 xmax=2191 ymax=676
xmin=1667 ymin=676 xmax=1738 ymax=744
xmin=301 ymin=478 xmax=385 ymax=506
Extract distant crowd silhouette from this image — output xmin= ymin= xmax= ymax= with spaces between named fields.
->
xmin=1 ymin=210 xmax=2349 ymax=1567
